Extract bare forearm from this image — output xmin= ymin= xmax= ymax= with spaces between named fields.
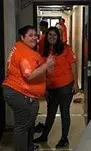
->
xmin=27 ymin=63 xmax=47 ymax=80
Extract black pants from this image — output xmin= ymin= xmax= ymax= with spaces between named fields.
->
xmin=42 ymin=82 xmax=73 ymax=139
xmin=2 ymin=86 xmax=39 ymax=151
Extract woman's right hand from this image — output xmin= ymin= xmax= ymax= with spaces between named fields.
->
xmin=46 ymin=54 xmax=55 ymax=72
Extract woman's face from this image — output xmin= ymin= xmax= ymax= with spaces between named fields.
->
xmin=21 ymin=29 xmax=37 ymax=49
xmin=47 ymin=30 xmax=58 ymax=45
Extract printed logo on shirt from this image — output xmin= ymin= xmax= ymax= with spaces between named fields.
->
xmin=7 ymin=46 xmax=16 ymax=68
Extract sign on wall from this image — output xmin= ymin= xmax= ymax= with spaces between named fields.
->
xmin=20 ymin=0 xmax=33 ymax=9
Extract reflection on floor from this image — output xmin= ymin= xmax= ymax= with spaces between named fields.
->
xmin=0 ymin=93 xmax=86 ymax=151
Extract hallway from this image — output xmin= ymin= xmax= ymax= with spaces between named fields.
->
xmin=0 ymin=93 xmax=86 ymax=151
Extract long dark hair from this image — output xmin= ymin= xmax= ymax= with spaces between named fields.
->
xmin=43 ymin=26 xmax=64 ymax=57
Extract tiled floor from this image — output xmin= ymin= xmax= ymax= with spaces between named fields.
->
xmin=0 ymin=93 xmax=86 ymax=151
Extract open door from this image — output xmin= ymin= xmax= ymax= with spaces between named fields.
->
xmin=82 ymin=5 xmax=91 ymax=123
xmin=87 ymin=6 xmax=91 ymax=123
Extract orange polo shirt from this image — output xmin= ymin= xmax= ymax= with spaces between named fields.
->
xmin=2 ymin=41 xmax=46 ymax=98
xmin=38 ymin=40 xmax=76 ymax=89
xmin=47 ymin=44 xmax=76 ymax=88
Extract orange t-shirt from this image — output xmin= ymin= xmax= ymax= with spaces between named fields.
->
xmin=47 ymin=44 xmax=76 ymax=88
xmin=60 ymin=23 xmax=67 ymax=44
xmin=38 ymin=40 xmax=76 ymax=89
xmin=2 ymin=41 xmax=46 ymax=98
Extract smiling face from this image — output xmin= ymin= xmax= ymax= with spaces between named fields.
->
xmin=21 ymin=29 xmax=38 ymax=49
xmin=47 ymin=30 xmax=58 ymax=45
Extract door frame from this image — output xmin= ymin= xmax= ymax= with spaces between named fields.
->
xmin=33 ymin=0 xmax=91 ymax=123
xmin=0 ymin=0 xmax=5 ymax=140
xmin=87 ymin=3 xmax=91 ymax=122
xmin=33 ymin=0 xmax=90 ymax=28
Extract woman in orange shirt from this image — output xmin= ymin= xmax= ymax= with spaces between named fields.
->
xmin=34 ymin=27 xmax=79 ymax=148
xmin=2 ymin=25 xmax=54 ymax=151
xmin=59 ymin=17 xmax=67 ymax=44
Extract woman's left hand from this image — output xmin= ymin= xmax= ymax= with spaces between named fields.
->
xmin=72 ymin=82 xmax=79 ymax=94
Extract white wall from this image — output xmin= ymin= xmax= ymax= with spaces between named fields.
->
xmin=4 ymin=0 xmax=16 ymax=126
xmin=19 ymin=5 xmax=33 ymax=28
xmin=17 ymin=0 xmax=33 ymax=29
xmin=72 ymin=6 xmax=83 ymax=88
xmin=4 ymin=0 xmax=16 ymax=64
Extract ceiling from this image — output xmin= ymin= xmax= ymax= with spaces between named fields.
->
xmin=38 ymin=5 xmax=73 ymax=12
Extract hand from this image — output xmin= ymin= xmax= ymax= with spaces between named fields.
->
xmin=72 ymin=82 xmax=79 ymax=94
xmin=46 ymin=54 xmax=55 ymax=72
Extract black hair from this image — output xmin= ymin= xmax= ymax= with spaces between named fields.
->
xmin=39 ymin=20 xmax=48 ymax=28
xmin=59 ymin=16 xmax=62 ymax=20
xmin=18 ymin=25 xmax=37 ymax=50
xmin=62 ymin=18 xmax=65 ymax=23
xmin=18 ymin=25 xmax=36 ymax=37
xmin=43 ymin=26 xmax=64 ymax=57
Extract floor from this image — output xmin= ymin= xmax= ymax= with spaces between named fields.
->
xmin=0 ymin=92 xmax=86 ymax=151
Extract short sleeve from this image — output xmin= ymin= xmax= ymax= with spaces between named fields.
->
xmin=20 ymin=58 xmax=38 ymax=78
xmin=64 ymin=46 xmax=76 ymax=64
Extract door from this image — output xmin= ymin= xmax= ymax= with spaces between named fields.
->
xmin=0 ymin=0 xmax=5 ymax=140
xmin=82 ymin=5 xmax=91 ymax=123
xmin=87 ymin=6 xmax=91 ymax=123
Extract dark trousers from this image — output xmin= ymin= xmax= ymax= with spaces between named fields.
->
xmin=42 ymin=82 xmax=73 ymax=139
xmin=2 ymin=86 xmax=39 ymax=151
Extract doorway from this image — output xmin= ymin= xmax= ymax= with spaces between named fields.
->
xmin=33 ymin=1 xmax=91 ymax=149
xmin=33 ymin=2 xmax=91 ymax=122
